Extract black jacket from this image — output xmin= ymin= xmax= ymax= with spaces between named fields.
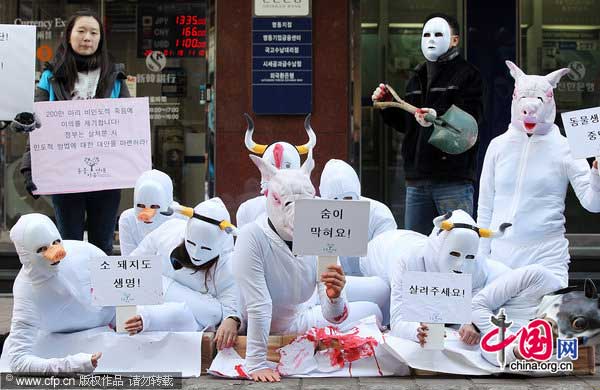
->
xmin=380 ymin=55 xmax=483 ymax=183
xmin=20 ymin=62 xmax=130 ymax=183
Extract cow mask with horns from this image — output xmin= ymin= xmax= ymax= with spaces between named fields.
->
xmin=244 ymin=113 xmax=317 ymax=194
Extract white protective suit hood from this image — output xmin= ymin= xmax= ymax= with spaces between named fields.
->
xmin=244 ymin=113 xmax=317 ymax=194
xmin=184 ymin=197 xmax=233 ymax=266
xmin=319 ymin=159 xmax=361 ymax=200
xmin=421 ymin=17 xmax=452 ymax=62
xmin=423 ymin=210 xmax=511 ymax=290
xmin=249 ymin=150 xmax=316 ymax=241
xmin=10 ymin=214 xmax=65 ymax=284
xmin=506 ymin=60 xmax=570 ymax=135
xmin=133 ymin=169 xmax=174 ymax=230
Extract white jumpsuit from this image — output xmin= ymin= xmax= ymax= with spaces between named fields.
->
xmin=5 ymin=217 xmax=196 ymax=374
xmin=131 ymin=219 xmax=240 ymax=329
xmin=471 ymin=264 xmax=563 ymax=366
xmin=118 ymin=208 xmax=186 ymax=256
xmin=478 ymin=124 xmax=600 ymax=287
xmin=387 ymin=226 xmax=509 ymax=342
xmin=235 ymin=195 xmax=266 ymax=228
xmin=232 ymin=216 xmax=382 ymax=373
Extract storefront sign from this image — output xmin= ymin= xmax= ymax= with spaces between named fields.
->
xmin=254 ymin=0 xmax=310 ymax=17
xmin=252 ymin=17 xmax=312 ymax=114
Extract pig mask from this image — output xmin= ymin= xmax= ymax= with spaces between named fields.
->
xmin=507 ymin=60 xmax=570 ymax=135
xmin=249 ymin=151 xmax=316 ymax=241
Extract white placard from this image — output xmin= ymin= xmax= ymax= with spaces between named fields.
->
xmin=398 ymin=271 xmax=472 ymax=325
xmin=293 ymin=199 xmax=370 ymax=256
xmin=31 ymin=97 xmax=151 ymax=194
xmin=0 ymin=24 xmax=35 ymax=119
xmin=90 ymin=256 xmax=163 ymax=306
xmin=254 ymin=0 xmax=310 ymax=16
xmin=561 ymin=107 xmax=600 ymax=159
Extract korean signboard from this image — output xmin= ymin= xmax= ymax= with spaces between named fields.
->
xmin=561 ymin=107 xmax=600 ymax=158
xmin=90 ymin=256 xmax=163 ymax=306
xmin=398 ymin=271 xmax=472 ymax=325
xmin=252 ymin=1 xmax=312 ymax=114
xmin=293 ymin=199 xmax=370 ymax=256
xmin=30 ymin=97 xmax=152 ymax=194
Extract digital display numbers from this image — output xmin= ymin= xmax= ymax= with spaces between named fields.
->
xmin=138 ymin=3 xmax=207 ymax=58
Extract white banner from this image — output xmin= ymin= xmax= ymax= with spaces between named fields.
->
xmin=398 ymin=271 xmax=472 ymax=325
xmin=293 ymin=199 xmax=370 ymax=257
xmin=31 ymin=97 xmax=151 ymax=194
xmin=0 ymin=24 xmax=35 ymax=119
xmin=561 ymin=107 xmax=600 ymax=159
xmin=90 ymin=256 xmax=163 ymax=306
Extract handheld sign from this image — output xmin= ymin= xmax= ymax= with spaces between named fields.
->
xmin=90 ymin=256 xmax=163 ymax=332
xmin=0 ymin=24 xmax=36 ymax=119
xmin=293 ymin=199 xmax=370 ymax=279
xmin=561 ymin=107 xmax=600 ymax=159
xmin=399 ymin=271 xmax=472 ymax=349
xmin=30 ymin=97 xmax=151 ymax=195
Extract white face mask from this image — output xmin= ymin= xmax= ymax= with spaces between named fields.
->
xmin=437 ymin=227 xmax=479 ymax=275
xmin=421 ymin=17 xmax=452 ymax=62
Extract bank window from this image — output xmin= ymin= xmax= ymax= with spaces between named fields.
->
xmin=520 ymin=0 xmax=600 ymax=233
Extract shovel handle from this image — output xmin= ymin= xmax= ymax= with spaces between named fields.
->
xmin=372 ymin=84 xmax=420 ymax=114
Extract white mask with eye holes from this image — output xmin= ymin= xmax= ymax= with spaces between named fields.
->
xmin=421 ymin=17 xmax=452 ymax=62
xmin=133 ymin=169 xmax=174 ymax=226
xmin=437 ymin=227 xmax=479 ymax=275
xmin=184 ymin=198 xmax=231 ymax=266
xmin=10 ymin=214 xmax=65 ymax=282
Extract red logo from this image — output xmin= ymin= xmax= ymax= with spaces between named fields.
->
xmin=481 ymin=318 xmax=553 ymax=362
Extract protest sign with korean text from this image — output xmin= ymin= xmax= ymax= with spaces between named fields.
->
xmin=0 ymin=24 xmax=36 ymax=119
xmin=398 ymin=271 xmax=472 ymax=324
xmin=31 ymin=97 xmax=151 ymax=194
xmin=561 ymin=107 xmax=600 ymax=159
xmin=293 ymin=199 xmax=370 ymax=256
xmin=90 ymin=256 xmax=163 ymax=306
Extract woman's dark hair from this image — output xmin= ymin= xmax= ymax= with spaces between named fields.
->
xmin=51 ymin=9 xmax=112 ymax=96
xmin=423 ymin=13 xmax=460 ymax=36
xmin=171 ymin=243 xmax=219 ymax=292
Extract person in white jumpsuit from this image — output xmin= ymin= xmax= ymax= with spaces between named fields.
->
xmin=233 ymin=152 xmax=382 ymax=382
xmin=131 ymin=197 xmax=241 ymax=350
xmin=4 ymin=214 xmax=197 ymax=374
xmin=236 ymin=113 xmax=316 ymax=228
xmin=478 ymin=61 xmax=600 ymax=288
xmin=471 ymin=264 xmax=563 ymax=367
xmin=319 ymin=158 xmax=397 ymax=275
xmin=118 ymin=169 xmax=184 ymax=256
xmin=387 ymin=210 xmax=511 ymax=346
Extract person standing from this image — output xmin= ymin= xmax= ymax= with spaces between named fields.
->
xmin=15 ymin=10 xmax=130 ymax=254
xmin=371 ymin=13 xmax=483 ymax=235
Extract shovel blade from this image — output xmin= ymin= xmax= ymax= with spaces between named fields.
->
xmin=428 ymin=105 xmax=478 ymax=155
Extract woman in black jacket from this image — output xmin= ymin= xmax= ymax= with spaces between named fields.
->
xmin=16 ymin=9 xmax=129 ymax=255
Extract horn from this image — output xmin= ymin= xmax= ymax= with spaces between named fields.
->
xmin=296 ymin=114 xmax=317 ymax=155
xmin=585 ymin=278 xmax=598 ymax=299
xmin=433 ymin=211 xmax=453 ymax=229
xmin=218 ymin=220 xmax=238 ymax=236
xmin=243 ymin=113 xmax=267 ymax=155
xmin=487 ymin=222 xmax=512 ymax=238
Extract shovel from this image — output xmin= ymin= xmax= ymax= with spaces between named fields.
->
xmin=373 ymin=84 xmax=478 ymax=155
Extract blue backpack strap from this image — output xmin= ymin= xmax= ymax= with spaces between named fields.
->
xmin=110 ymin=79 xmax=121 ymax=98
xmin=38 ymin=70 xmax=56 ymax=101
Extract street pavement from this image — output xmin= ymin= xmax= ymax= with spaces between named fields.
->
xmin=0 ymin=298 xmax=598 ymax=389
